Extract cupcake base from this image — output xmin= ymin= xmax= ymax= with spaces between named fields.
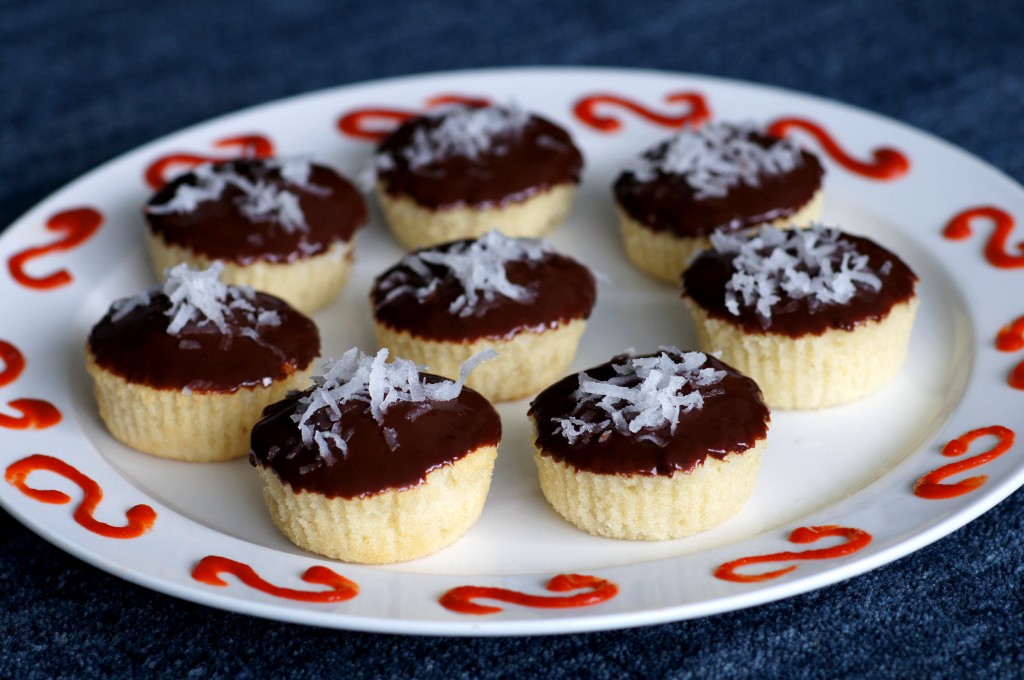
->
xmin=534 ymin=439 xmax=765 ymax=541
xmin=373 ymin=319 xmax=587 ymax=403
xmin=683 ymin=297 xmax=919 ymax=409
xmin=616 ymin=189 xmax=824 ymax=283
xmin=255 ymin=444 xmax=498 ymax=564
xmin=146 ymin=233 xmax=355 ymax=314
xmin=85 ymin=350 xmax=312 ymax=462
xmin=376 ymin=182 xmax=577 ymax=250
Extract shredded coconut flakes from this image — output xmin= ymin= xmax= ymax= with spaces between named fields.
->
xmin=710 ymin=224 xmax=884 ymax=322
xmin=146 ymin=158 xmax=328 ymax=232
xmin=627 ymin=122 xmax=803 ymax=200
xmin=293 ymin=347 xmax=496 ymax=460
xmin=551 ymin=347 xmax=726 ymax=447
xmin=108 ymin=262 xmax=282 ymax=336
xmin=376 ymin=230 xmax=550 ymax=317
xmin=382 ymin=104 xmax=530 ymax=170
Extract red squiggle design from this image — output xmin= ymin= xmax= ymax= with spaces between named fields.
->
xmin=766 ymin=117 xmax=909 ymax=180
xmin=996 ymin=316 xmax=1024 ymax=390
xmin=0 ymin=340 xmax=25 ymax=387
xmin=7 ymin=208 xmax=103 ymax=290
xmin=336 ymin=94 xmax=491 ymax=141
xmin=143 ymin=134 xmax=275 ymax=190
xmin=192 ymin=556 xmax=358 ymax=603
xmin=714 ymin=525 xmax=873 ymax=583
xmin=5 ymin=454 xmax=156 ymax=538
xmin=997 ymin=316 xmax=1024 ymax=352
xmin=942 ymin=206 xmax=1024 ymax=269
xmin=0 ymin=399 xmax=61 ymax=430
xmin=914 ymin=426 xmax=1015 ymax=499
xmin=439 ymin=573 xmax=619 ymax=615
xmin=574 ymin=92 xmax=710 ymax=133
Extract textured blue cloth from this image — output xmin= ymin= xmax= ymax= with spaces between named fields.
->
xmin=2 ymin=1 xmax=1024 ymax=677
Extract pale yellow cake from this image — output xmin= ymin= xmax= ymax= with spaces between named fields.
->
xmin=373 ymin=104 xmax=583 ymax=250
xmin=85 ymin=350 xmax=311 ymax=462
xmin=376 ymin=182 xmax=577 ymax=250
xmin=85 ymin=263 xmax=320 ymax=462
xmin=681 ymin=224 xmax=919 ymax=409
xmin=144 ymin=158 xmax=366 ymax=314
xmin=613 ymin=122 xmax=826 ymax=283
xmin=256 ymin=444 xmax=498 ymax=564
xmin=147 ymin=234 xmax=354 ymax=315
xmin=616 ymin=189 xmax=823 ymax=283
xmin=534 ymin=440 xmax=765 ymax=541
xmin=249 ymin=348 xmax=502 ymax=564
xmin=528 ymin=349 xmax=770 ymax=541
xmin=370 ymin=231 xmax=596 ymax=403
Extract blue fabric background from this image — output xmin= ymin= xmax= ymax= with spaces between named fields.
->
xmin=2 ymin=1 xmax=1023 ymax=677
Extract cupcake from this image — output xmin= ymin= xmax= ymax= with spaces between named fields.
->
xmin=528 ymin=348 xmax=769 ymax=541
xmin=145 ymin=157 xmax=367 ymax=313
xmin=370 ymin=230 xmax=597 ymax=402
xmin=249 ymin=348 xmax=501 ymax=564
xmin=681 ymin=224 xmax=919 ymax=409
xmin=85 ymin=263 xmax=320 ymax=462
xmin=373 ymin=104 xmax=583 ymax=249
xmin=613 ymin=122 xmax=824 ymax=282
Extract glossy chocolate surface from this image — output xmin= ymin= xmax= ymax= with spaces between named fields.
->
xmin=87 ymin=292 xmax=319 ymax=392
xmin=376 ymin=109 xmax=583 ymax=209
xmin=529 ymin=353 xmax=769 ymax=477
xmin=682 ymin=232 xmax=918 ymax=337
xmin=613 ymin=130 xmax=824 ymax=236
xmin=371 ymin=242 xmax=597 ymax=341
xmin=249 ymin=378 xmax=501 ymax=498
xmin=146 ymin=158 xmax=367 ymax=264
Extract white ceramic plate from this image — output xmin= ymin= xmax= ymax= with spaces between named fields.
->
xmin=2 ymin=67 xmax=1022 ymax=636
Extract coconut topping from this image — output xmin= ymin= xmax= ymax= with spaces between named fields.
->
xmin=292 ymin=347 xmax=496 ymax=461
xmin=376 ymin=230 xmax=551 ymax=318
xmin=378 ymin=104 xmax=530 ymax=171
xmin=626 ymin=122 xmax=804 ymax=200
xmin=551 ymin=348 xmax=727 ymax=447
xmin=108 ymin=262 xmax=281 ymax=336
xmin=145 ymin=158 xmax=328 ymax=233
xmin=710 ymin=224 xmax=886 ymax=322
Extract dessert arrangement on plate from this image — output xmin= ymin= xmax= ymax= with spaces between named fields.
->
xmin=8 ymin=67 xmax=1024 ymax=634
xmin=81 ymin=102 xmax=919 ymax=564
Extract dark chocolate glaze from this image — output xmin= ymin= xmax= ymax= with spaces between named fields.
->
xmin=682 ymin=232 xmax=918 ymax=337
xmin=249 ymin=377 xmax=501 ymax=499
xmin=613 ymin=130 xmax=824 ymax=236
xmin=529 ymin=353 xmax=769 ymax=477
xmin=87 ymin=292 xmax=320 ymax=392
xmin=376 ymin=108 xmax=583 ymax=209
xmin=371 ymin=241 xmax=597 ymax=341
xmin=146 ymin=158 xmax=367 ymax=265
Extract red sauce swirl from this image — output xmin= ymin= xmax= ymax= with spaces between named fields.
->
xmin=682 ymin=231 xmax=917 ymax=337
xmin=249 ymin=378 xmax=501 ymax=499
xmin=87 ymin=291 xmax=319 ymax=392
xmin=145 ymin=158 xmax=366 ymax=265
xmin=529 ymin=352 xmax=769 ymax=477
xmin=371 ymin=240 xmax=596 ymax=342
xmin=5 ymin=454 xmax=156 ymax=539
xmin=613 ymin=129 xmax=823 ymax=237
xmin=375 ymin=107 xmax=583 ymax=210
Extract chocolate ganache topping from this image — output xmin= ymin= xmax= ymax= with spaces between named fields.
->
xmin=371 ymin=231 xmax=597 ymax=342
xmin=529 ymin=349 xmax=769 ymax=477
xmin=250 ymin=348 xmax=501 ymax=499
xmin=613 ymin=122 xmax=824 ymax=237
xmin=374 ymin=104 xmax=584 ymax=210
xmin=87 ymin=264 xmax=319 ymax=392
xmin=145 ymin=157 xmax=367 ymax=264
xmin=682 ymin=224 xmax=918 ymax=337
